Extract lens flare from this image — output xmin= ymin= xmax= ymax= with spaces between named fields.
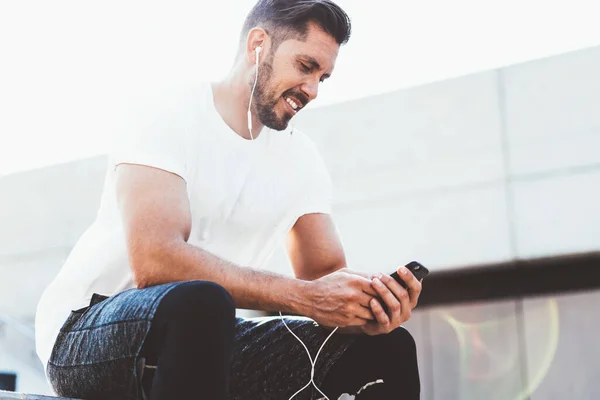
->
xmin=436 ymin=299 xmax=559 ymax=400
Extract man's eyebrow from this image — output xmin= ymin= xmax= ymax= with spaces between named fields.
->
xmin=297 ymin=55 xmax=331 ymax=78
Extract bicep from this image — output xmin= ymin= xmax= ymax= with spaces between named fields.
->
xmin=115 ymin=163 xmax=192 ymax=278
xmin=286 ymin=213 xmax=346 ymax=281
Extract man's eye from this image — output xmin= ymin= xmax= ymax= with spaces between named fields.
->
xmin=300 ymin=63 xmax=311 ymax=73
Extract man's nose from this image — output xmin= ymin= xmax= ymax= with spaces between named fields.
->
xmin=302 ymin=79 xmax=319 ymax=102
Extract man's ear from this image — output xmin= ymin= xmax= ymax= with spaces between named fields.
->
xmin=245 ymin=27 xmax=270 ymax=65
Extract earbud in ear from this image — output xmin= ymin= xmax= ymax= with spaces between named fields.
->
xmin=255 ymin=46 xmax=262 ymax=64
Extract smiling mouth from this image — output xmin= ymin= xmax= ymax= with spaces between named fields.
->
xmin=284 ymin=96 xmax=303 ymax=113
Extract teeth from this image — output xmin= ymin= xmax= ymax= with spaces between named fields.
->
xmin=285 ymin=97 xmax=299 ymax=110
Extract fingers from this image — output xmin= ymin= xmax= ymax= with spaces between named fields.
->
xmin=341 ymin=269 xmax=379 ymax=297
xmin=353 ymin=275 xmax=379 ymax=297
xmin=379 ymin=274 xmax=411 ymax=323
xmin=369 ymin=297 xmax=390 ymax=327
xmin=371 ymin=277 xmax=401 ymax=323
xmin=357 ymin=292 xmax=377 ymax=309
xmin=396 ymin=266 xmax=423 ymax=308
xmin=349 ymin=292 xmax=377 ymax=321
xmin=372 ymin=274 xmax=413 ymax=327
xmin=353 ymin=305 xmax=376 ymax=321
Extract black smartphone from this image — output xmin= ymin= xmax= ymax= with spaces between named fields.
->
xmin=377 ymin=261 xmax=429 ymax=314
xmin=390 ymin=261 xmax=429 ymax=289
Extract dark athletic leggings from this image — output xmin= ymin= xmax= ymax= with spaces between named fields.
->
xmin=140 ymin=281 xmax=420 ymax=399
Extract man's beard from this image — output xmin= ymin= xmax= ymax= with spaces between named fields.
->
xmin=251 ymin=57 xmax=292 ymax=131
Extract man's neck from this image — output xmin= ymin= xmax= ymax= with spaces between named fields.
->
xmin=211 ymin=73 xmax=264 ymax=141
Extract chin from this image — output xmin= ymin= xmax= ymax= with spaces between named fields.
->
xmin=266 ymin=121 xmax=289 ymax=131
xmin=261 ymin=112 xmax=292 ymax=131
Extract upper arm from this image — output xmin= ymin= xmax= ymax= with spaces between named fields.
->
xmin=115 ymin=163 xmax=191 ymax=286
xmin=286 ymin=213 xmax=347 ymax=281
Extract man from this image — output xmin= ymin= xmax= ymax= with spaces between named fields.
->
xmin=35 ymin=1 xmax=422 ymax=399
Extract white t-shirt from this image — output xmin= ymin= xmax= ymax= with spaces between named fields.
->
xmin=35 ymin=82 xmax=333 ymax=368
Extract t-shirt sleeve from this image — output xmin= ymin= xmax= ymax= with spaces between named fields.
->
xmin=296 ymin=142 xmax=334 ymax=216
xmin=110 ymin=86 xmax=191 ymax=183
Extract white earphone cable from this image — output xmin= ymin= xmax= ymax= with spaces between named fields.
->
xmin=279 ymin=311 xmax=339 ymax=400
xmin=247 ymin=46 xmax=261 ymax=141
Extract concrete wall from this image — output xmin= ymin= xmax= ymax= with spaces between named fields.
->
xmin=0 ymin=45 xmax=599 ymax=396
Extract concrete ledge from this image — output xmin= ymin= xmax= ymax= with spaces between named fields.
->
xmin=0 ymin=391 xmax=80 ymax=399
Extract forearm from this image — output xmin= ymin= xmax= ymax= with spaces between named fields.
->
xmin=133 ymin=239 xmax=312 ymax=315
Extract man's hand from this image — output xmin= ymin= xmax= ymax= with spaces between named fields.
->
xmin=303 ymin=268 xmax=379 ymax=328
xmin=360 ymin=265 xmax=423 ymax=336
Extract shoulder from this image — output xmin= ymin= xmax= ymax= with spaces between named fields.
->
xmin=109 ymin=82 xmax=212 ymax=175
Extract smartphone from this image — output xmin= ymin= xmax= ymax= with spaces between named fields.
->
xmin=378 ymin=261 xmax=429 ymax=314
xmin=390 ymin=261 xmax=429 ymax=289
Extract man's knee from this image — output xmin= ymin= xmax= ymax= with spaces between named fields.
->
xmin=158 ymin=281 xmax=236 ymax=325
xmin=389 ymin=326 xmax=416 ymax=349
xmin=352 ymin=326 xmax=417 ymax=361
xmin=360 ymin=326 xmax=418 ymax=361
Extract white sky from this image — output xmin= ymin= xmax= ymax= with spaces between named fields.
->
xmin=1 ymin=0 xmax=599 ymax=176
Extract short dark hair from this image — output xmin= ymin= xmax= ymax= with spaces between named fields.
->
xmin=240 ymin=0 xmax=351 ymax=51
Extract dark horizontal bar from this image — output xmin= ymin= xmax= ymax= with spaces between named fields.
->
xmin=417 ymin=251 xmax=600 ymax=308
